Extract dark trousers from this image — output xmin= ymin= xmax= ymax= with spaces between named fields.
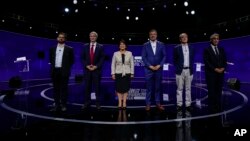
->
xmin=84 ymin=70 xmax=101 ymax=105
xmin=52 ymin=68 xmax=69 ymax=107
xmin=205 ymin=72 xmax=224 ymax=113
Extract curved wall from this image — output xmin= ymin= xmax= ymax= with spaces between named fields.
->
xmin=0 ymin=30 xmax=249 ymax=82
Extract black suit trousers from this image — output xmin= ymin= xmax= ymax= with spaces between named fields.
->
xmin=205 ymin=72 xmax=224 ymax=113
xmin=52 ymin=68 xmax=69 ymax=107
xmin=84 ymin=70 xmax=101 ymax=105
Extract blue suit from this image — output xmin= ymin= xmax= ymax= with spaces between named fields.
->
xmin=142 ymin=41 xmax=166 ymax=105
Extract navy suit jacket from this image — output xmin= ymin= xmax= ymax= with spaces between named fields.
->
xmin=173 ymin=44 xmax=195 ymax=75
xmin=142 ymin=41 xmax=166 ymax=70
xmin=203 ymin=45 xmax=227 ymax=74
xmin=81 ymin=43 xmax=105 ymax=72
xmin=49 ymin=45 xmax=74 ymax=77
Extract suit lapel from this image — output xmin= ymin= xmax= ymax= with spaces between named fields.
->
xmin=94 ymin=44 xmax=99 ymax=60
xmin=62 ymin=46 xmax=67 ymax=66
xmin=179 ymin=45 xmax=184 ymax=61
xmin=148 ymin=42 xmax=154 ymax=56
xmin=53 ymin=47 xmax=57 ymax=65
xmin=155 ymin=42 xmax=159 ymax=55
xmin=210 ymin=45 xmax=217 ymax=57
xmin=86 ymin=44 xmax=90 ymax=60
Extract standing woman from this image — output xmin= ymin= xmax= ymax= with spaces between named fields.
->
xmin=111 ymin=39 xmax=134 ymax=109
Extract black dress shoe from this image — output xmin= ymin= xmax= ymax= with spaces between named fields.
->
xmin=96 ymin=105 xmax=101 ymax=110
xmin=156 ymin=104 xmax=165 ymax=111
xmin=177 ymin=106 xmax=182 ymax=111
xmin=61 ymin=106 xmax=67 ymax=112
xmin=186 ymin=106 xmax=193 ymax=111
xmin=50 ymin=106 xmax=60 ymax=112
xmin=96 ymin=103 xmax=101 ymax=110
xmin=145 ymin=105 xmax=151 ymax=111
xmin=81 ymin=104 xmax=90 ymax=110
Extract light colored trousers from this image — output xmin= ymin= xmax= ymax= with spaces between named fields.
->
xmin=176 ymin=69 xmax=193 ymax=107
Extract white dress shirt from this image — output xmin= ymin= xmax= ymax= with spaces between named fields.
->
xmin=182 ymin=44 xmax=190 ymax=67
xmin=55 ymin=44 xmax=65 ymax=68
xmin=150 ymin=40 xmax=157 ymax=55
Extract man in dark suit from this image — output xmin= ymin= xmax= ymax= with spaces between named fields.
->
xmin=203 ymin=33 xmax=227 ymax=113
xmin=173 ymin=33 xmax=195 ymax=111
xmin=142 ymin=29 xmax=166 ymax=111
xmin=81 ymin=31 xmax=105 ymax=110
xmin=49 ymin=32 xmax=74 ymax=112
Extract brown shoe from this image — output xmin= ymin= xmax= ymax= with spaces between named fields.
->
xmin=145 ymin=105 xmax=151 ymax=111
xmin=156 ymin=104 xmax=165 ymax=111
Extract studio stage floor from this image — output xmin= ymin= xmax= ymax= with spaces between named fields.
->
xmin=0 ymin=78 xmax=250 ymax=141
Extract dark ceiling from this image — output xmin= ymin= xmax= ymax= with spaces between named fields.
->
xmin=1 ymin=0 xmax=250 ymax=43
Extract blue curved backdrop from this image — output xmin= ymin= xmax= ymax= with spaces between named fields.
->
xmin=0 ymin=30 xmax=249 ymax=82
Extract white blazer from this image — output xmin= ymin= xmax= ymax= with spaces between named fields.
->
xmin=111 ymin=51 xmax=134 ymax=76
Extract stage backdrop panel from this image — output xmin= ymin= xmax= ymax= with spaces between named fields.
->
xmin=0 ymin=30 xmax=249 ymax=82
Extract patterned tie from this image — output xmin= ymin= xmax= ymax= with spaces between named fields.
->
xmin=90 ymin=44 xmax=94 ymax=65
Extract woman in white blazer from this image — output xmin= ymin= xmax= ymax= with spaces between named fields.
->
xmin=111 ymin=39 xmax=134 ymax=109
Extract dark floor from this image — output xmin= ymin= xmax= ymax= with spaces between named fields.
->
xmin=0 ymin=78 xmax=250 ymax=141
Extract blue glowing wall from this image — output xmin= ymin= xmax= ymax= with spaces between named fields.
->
xmin=0 ymin=30 xmax=249 ymax=82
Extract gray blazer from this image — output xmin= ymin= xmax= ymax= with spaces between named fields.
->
xmin=111 ymin=51 xmax=134 ymax=76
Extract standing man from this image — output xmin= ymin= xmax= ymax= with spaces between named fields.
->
xmin=142 ymin=29 xmax=166 ymax=111
xmin=203 ymin=33 xmax=227 ymax=113
xmin=49 ymin=32 xmax=74 ymax=112
xmin=81 ymin=31 xmax=105 ymax=110
xmin=173 ymin=33 xmax=195 ymax=111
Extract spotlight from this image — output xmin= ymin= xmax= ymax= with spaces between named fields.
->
xmin=64 ymin=8 xmax=69 ymax=13
xmin=191 ymin=10 xmax=195 ymax=15
xmin=0 ymin=76 xmax=22 ymax=98
xmin=9 ymin=76 xmax=22 ymax=89
xmin=73 ymin=0 xmax=77 ymax=5
xmin=184 ymin=1 xmax=188 ymax=7
xmin=227 ymin=78 xmax=240 ymax=91
xmin=37 ymin=51 xmax=45 ymax=59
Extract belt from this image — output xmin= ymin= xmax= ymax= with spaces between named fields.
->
xmin=183 ymin=67 xmax=190 ymax=69
xmin=55 ymin=67 xmax=62 ymax=70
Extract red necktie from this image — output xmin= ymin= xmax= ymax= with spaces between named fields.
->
xmin=90 ymin=44 xmax=94 ymax=65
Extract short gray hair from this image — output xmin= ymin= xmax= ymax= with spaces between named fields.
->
xmin=89 ymin=31 xmax=98 ymax=38
xmin=210 ymin=33 xmax=219 ymax=40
